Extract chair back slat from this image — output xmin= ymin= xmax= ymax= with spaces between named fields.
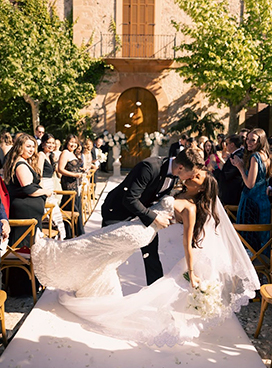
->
xmin=233 ymin=222 xmax=272 ymax=283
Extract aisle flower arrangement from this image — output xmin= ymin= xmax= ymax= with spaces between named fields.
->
xmin=103 ymin=131 xmax=129 ymax=150
xmin=142 ymin=131 xmax=170 ymax=149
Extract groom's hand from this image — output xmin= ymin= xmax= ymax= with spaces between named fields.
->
xmin=153 ymin=213 xmax=172 ymax=230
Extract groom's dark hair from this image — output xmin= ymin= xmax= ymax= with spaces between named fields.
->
xmin=175 ymin=148 xmax=204 ymax=170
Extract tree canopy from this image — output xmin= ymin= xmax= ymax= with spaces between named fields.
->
xmin=174 ymin=0 xmax=272 ymax=133
xmin=0 ymin=0 xmax=105 ymax=138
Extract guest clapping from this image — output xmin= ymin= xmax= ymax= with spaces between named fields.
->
xmin=231 ymin=128 xmax=272 ymax=254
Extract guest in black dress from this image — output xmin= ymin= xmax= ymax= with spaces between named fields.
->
xmin=58 ymin=134 xmax=85 ymax=238
xmin=38 ymin=133 xmax=66 ymax=240
xmin=3 ymin=133 xmax=52 ymax=295
xmin=4 ymin=134 xmax=52 ymax=245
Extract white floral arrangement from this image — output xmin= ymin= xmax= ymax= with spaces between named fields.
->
xmin=183 ymin=272 xmax=223 ymax=319
xmin=103 ymin=131 xmax=128 ymax=150
xmin=142 ymin=131 xmax=170 ymax=149
xmin=97 ymin=148 xmax=108 ymax=163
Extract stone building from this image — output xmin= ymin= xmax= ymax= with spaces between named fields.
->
xmin=55 ymin=0 xmax=244 ymax=167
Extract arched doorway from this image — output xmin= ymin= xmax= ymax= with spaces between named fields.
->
xmin=116 ymin=87 xmax=158 ymax=168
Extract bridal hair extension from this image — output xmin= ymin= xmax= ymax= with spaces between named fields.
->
xmin=193 ymin=169 xmax=220 ymax=248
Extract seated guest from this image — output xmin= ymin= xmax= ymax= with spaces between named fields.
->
xmin=213 ymin=134 xmax=244 ymax=206
xmin=168 ymin=134 xmax=188 ymax=157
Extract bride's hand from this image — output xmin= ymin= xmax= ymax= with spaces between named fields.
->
xmin=189 ymin=270 xmax=200 ymax=288
xmin=153 ymin=213 xmax=172 ymax=230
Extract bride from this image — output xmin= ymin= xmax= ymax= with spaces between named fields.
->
xmin=32 ymin=169 xmax=260 ymax=347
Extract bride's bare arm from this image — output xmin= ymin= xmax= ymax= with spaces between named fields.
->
xmin=174 ymin=199 xmax=200 ymax=287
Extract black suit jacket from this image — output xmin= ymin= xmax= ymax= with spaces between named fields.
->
xmin=168 ymin=141 xmax=184 ymax=158
xmin=214 ymin=148 xmax=244 ymax=206
xmin=102 ymin=156 xmax=175 ymax=227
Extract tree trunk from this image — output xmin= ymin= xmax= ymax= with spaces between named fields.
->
xmin=23 ymin=94 xmax=41 ymax=134
xmin=228 ymin=92 xmax=251 ymax=134
xmin=228 ymin=105 xmax=240 ymax=134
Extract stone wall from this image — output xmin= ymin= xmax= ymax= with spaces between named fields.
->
xmin=54 ymin=0 xmax=243 ymax=136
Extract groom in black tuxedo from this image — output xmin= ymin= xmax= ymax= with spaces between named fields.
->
xmin=102 ymin=148 xmax=204 ymax=285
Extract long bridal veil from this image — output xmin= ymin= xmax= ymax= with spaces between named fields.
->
xmin=55 ymin=198 xmax=260 ymax=347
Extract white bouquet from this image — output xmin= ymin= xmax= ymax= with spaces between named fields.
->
xmin=103 ymin=131 xmax=128 ymax=150
xmin=183 ymin=272 xmax=223 ymax=319
xmin=97 ymin=149 xmax=108 ymax=163
xmin=142 ymin=131 xmax=170 ymax=149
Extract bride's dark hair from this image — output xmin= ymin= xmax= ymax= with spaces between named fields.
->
xmin=192 ymin=169 xmax=220 ymax=247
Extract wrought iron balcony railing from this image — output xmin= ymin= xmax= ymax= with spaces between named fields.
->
xmin=87 ymin=34 xmax=176 ymax=59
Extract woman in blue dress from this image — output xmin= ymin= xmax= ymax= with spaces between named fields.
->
xmin=231 ymin=128 xmax=271 ymax=254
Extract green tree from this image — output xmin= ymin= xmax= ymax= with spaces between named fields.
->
xmin=170 ymin=107 xmax=224 ymax=139
xmin=0 ymin=0 xmax=104 ymax=136
xmin=173 ymin=0 xmax=272 ymax=133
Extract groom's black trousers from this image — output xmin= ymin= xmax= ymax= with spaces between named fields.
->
xmin=102 ymin=218 xmax=163 ymax=286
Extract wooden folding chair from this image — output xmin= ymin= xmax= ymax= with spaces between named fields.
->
xmin=80 ymin=181 xmax=89 ymax=225
xmin=0 ymin=290 xmax=8 ymax=347
xmin=233 ymin=223 xmax=272 ymax=284
xmin=80 ymin=169 xmax=97 ymax=225
xmin=224 ymin=205 xmax=238 ymax=222
xmin=54 ymin=190 xmax=79 ymax=238
xmin=254 ymin=284 xmax=272 ymax=338
xmin=42 ymin=202 xmax=59 ymax=238
xmin=87 ymin=169 xmax=96 ymax=210
xmin=1 ymin=219 xmax=38 ymax=303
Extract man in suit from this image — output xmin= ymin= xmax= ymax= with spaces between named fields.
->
xmin=213 ymin=134 xmax=244 ymax=206
xmin=34 ymin=125 xmax=45 ymax=146
xmin=102 ymin=148 xmax=204 ymax=285
xmin=168 ymin=134 xmax=188 ymax=157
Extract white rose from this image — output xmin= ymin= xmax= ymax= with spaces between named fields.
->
xmin=150 ymin=133 xmax=155 ymax=139
xmin=114 ymin=134 xmax=120 ymax=141
xmin=121 ymin=140 xmax=126 ymax=145
xmin=108 ymin=140 xmax=114 ymax=147
xmin=103 ymin=136 xmax=109 ymax=142
xmin=146 ymin=139 xmax=152 ymax=146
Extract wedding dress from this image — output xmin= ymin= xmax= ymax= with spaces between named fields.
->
xmin=32 ymin=196 xmax=260 ymax=347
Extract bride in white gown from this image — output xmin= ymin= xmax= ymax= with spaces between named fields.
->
xmin=32 ymin=169 xmax=260 ymax=347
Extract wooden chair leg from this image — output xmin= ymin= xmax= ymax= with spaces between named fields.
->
xmin=254 ymin=297 xmax=268 ymax=338
xmin=0 ymin=291 xmax=8 ymax=347
xmin=30 ymin=265 xmax=37 ymax=304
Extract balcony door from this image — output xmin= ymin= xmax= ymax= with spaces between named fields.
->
xmin=116 ymin=87 xmax=158 ymax=168
xmin=123 ymin=0 xmax=155 ymax=57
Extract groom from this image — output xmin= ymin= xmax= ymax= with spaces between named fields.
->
xmin=102 ymin=148 xmax=204 ymax=285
